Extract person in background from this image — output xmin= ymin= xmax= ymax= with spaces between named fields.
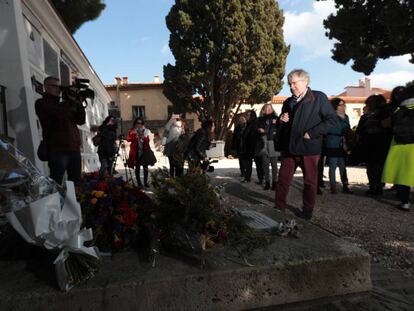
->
xmin=323 ymin=98 xmax=352 ymax=194
xmin=127 ymin=117 xmax=152 ymax=187
xmin=244 ymin=110 xmax=264 ymax=184
xmin=232 ymin=114 xmax=248 ymax=178
xmin=35 ymin=76 xmax=86 ymax=185
xmin=186 ymin=120 xmax=213 ymax=169
xmin=383 ymin=85 xmax=414 ymax=211
xmin=274 ymin=69 xmax=337 ymax=220
xmin=163 ymin=113 xmax=185 ymax=177
xmin=256 ymin=103 xmax=279 ymax=190
xmin=97 ymin=116 xmax=117 ymax=178
xmin=356 ymin=95 xmax=392 ymax=196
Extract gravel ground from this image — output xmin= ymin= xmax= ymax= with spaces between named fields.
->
xmin=312 ymin=166 xmax=414 ymax=279
xmin=205 ymin=160 xmax=414 ymax=279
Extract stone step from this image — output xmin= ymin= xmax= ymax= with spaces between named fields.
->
xmin=0 ymin=209 xmax=371 ymax=311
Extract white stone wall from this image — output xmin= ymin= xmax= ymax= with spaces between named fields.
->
xmin=0 ymin=0 xmax=111 ymax=174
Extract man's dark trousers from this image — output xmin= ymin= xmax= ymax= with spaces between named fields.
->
xmin=48 ymin=150 xmax=81 ymax=185
xmin=275 ymin=153 xmax=320 ymax=213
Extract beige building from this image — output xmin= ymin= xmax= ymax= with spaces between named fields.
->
xmin=105 ymin=77 xmax=201 ymax=141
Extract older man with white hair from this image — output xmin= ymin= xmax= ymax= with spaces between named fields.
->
xmin=274 ymin=69 xmax=337 ymax=220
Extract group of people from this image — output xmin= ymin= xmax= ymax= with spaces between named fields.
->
xmin=36 ymin=70 xmax=413 ymax=215
xmin=232 ymin=69 xmax=413 ymax=216
xmin=231 ymin=104 xmax=279 ymax=190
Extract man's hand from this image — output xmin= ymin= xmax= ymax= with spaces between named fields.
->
xmin=303 ymin=132 xmax=311 ymax=139
xmin=258 ymin=128 xmax=265 ymax=133
xmin=280 ymin=113 xmax=289 ymax=123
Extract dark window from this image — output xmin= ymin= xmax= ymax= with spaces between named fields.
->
xmin=59 ymin=60 xmax=70 ymax=86
xmin=0 ymin=85 xmax=7 ymax=136
xmin=132 ymin=105 xmax=145 ymax=119
xmin=43 ymin=40 xmax=59 ymax=77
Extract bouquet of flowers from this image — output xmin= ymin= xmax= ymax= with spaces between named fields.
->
xmin=0 ymin=139 xmax=99 ymax=291
xmin=76 ymin=172 xmax=153 ymax=252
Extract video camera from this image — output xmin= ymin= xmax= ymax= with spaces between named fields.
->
xmin=200 ymin=159 xmax=218 ymax=173
xmin=61 ymin=78 xmax=95 ymax=107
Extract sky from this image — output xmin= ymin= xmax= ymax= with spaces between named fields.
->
xmin=74 ymin=0 xmax=414 ymax=96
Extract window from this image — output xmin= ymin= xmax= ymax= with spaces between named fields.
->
xmin=132 ymin=105 xmax=145 ymax=119
xmin=43 ymin=39 xmax=59 ymax=77
xmin=0 ymin=85 xmax=7 ymax=136
xmin=352 ymin=108 xmax=362 ymax=118
xmin=59 ymin=60 xmax=70 ymax=86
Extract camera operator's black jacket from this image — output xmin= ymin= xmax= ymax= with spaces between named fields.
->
xmin=35 ymin=93 xmax=86 ymax=152
xmin=97 ymin=125 xmax=117 ymax=158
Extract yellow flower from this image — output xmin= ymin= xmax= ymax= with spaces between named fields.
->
xmin=94 ymin=191 xmax=105 ymax=198
xmin=90 ymin=198 xmax=98 ymax=205
xmin=206 ymin=238 xmax=215 ymax=248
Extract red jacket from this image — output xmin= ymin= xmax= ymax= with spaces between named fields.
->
xmin=127 ymin=128 xmax=150 ymax=168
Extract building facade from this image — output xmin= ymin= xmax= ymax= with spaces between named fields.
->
xmin=105 ymin=77 xmax=201 ymax=142
xmin=0 ymin=0 xmax=112 ymax=173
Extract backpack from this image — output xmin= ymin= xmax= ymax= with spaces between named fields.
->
xmin=92 ymin=132 xmax=101 ymax=146
xmin=393 ymin=106 xmax=414 ymax=144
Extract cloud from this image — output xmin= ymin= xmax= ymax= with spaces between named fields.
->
xmin=388 ymin=54 xmax=413 ymax=70
xmin=368 ymin=71 xmax=414 ymax=89
xmin=161 ymin=43 xmax=170 ymax=55
xmin=283 ymin=0 xmax=336 ymax=59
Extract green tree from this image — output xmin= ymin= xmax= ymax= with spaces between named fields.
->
xmin=51 ymin=0 xmax=106 ymax=34
xmin=319 ymin=0 xmax=414 ymax=75
xmin=163 ymin=0 xmax=288 ymax=139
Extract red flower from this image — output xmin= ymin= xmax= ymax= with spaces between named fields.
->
xmin=95 ymin=181 xmax=109 ymax=192
xmin=121 ymin=208 xmax=138 ymax=227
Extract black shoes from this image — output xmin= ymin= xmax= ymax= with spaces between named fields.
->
xmin=297 ymin=210 xmax=313 ymax=220
xmin=365 ymin=188 xmax=383 ymax=196
xmin=342 ymin=185 xmax=353 ymax=194
xmin=264 ymin=182 xmax=270 ymax=190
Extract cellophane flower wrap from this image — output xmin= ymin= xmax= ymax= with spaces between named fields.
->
xmin=0 ymin=139 xmax=100 ymax=292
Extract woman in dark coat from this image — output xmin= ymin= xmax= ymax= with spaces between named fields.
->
xmin=324 ymin=98 xmax=352 ymax=194
xmin=97 ymin=116 xmax=117 ymax=178
xmin=357 ymin=95 xmax=392 ymax=196
xmin=186 ymin=120 xmax=213 ymax=169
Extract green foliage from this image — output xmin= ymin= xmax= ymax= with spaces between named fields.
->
xmin=163 ymin=0 xmax=288 ymax=139
xmin=51 ymin=0 xmax=106 ymax=34
xmin=151 ymin=168 xmax=274 ymax=256
xmin=319 ymin=0 xmax=414 ymax=75
xmin=151 ymin=168 xmax=221 ymax=233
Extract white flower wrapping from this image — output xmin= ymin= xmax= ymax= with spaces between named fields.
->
xmin=0 ymin=139 xmax=99 ymax=291
xmin=6 ymin=181 xmax=100 ymax=291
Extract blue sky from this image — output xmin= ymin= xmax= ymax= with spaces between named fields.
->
xmin=74 ymin=0 xmax=414 ymax=96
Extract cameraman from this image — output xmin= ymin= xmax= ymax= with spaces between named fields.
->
xmin=35 ymin=76 xmax=86 ymax=185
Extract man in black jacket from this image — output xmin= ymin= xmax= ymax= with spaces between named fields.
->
xmin=35 ymin=76 xmax=86 ymax=184
xmin=275 ymin=69 xmax=337 ymax=219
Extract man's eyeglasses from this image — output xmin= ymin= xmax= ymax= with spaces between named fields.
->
xmin=288 ymin=79 xmax=305 ymax=86
xmin=45 ymin=84 xmax=60 ymax=88
xmin=136 ymin=122 xmax=143 ymax=125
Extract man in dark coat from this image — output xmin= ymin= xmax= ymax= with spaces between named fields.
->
xmin=275 ymin=69 xmax=337 ymax=219
xmin=35 ymin=76 xmax=86 ymax=184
